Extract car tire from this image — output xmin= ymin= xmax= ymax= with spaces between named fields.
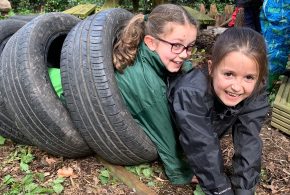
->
xmin=0 ymin=13 xmax=92 ymax=157
xmin=0 ymin=19 xmax=32 ymax=145
xmin=61 ymin=8 xmax=158 ymax=165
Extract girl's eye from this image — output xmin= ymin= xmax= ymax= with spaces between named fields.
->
xmin=224 ymin=72 xmax=233 ymax=77
xmin=245 ymin=75 xmax=256 ymax=80
xmin=172 ymin=44 xmax=183 ymax=49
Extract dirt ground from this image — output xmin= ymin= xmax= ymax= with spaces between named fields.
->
xmin=0 ymin=110 xmax=289 ymax=195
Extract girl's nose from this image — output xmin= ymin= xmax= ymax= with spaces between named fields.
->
xmin=231 ymin=82 xmax=242 ymax=92
xmin=178 ymin=49 xmax=190 ymax=59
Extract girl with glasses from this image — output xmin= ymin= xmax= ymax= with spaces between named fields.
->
xmin=113 ymin=4 xmax=197 ymax=184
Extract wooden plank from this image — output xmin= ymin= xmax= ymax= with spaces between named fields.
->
xmin=63 ymin=4 xmax=83 ymax=14
xmin=273 ymin=76 xmax=290 ymax=114
xmin=63 ymin=4 xmax=96 ymax=18
xmin=271 ymin=76 xmax=290 ymax=135
xmin=273 ymin=107 xmax=290 ymax=120
xmin=273 ymin=103 xmax=290 ymax=113
xmin=271 ymin=116 xmax=290 ymax=130
xmin=97 ymin=156 xmax=157 ymax=195
xmin=271 ymin=121 xmax=290 ymax=135
xmin=73 ymin=4 xmax=96 ymax=18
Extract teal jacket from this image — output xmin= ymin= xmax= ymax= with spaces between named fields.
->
xmin=115 ymin=42 xmax=193 ymax=184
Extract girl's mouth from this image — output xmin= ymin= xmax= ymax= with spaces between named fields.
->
xmin=226 ymin=91 xmax=241 ymax=97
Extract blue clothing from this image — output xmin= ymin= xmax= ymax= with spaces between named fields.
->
xmin=260 ymin=0 xmax=290 ymax=89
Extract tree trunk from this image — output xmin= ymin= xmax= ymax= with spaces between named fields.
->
xmin=132 ymin=0 xmax=139 ymax=13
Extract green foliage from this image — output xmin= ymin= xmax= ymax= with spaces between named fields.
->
xmin=260 ymin=169 xmax=269 ymax=182
xmin=125 ymin=164 xmax=156 ymax=186
xmin=98 ymin=168 xmax=111 ymax=185
xmin=0 ymin=145 xmax=65 ymax=194
xmin=19 ymin=147 xmax=34 ymax=172
xmin=0 ymin=136 xmax=6 ymax=145
xmin=52 ymin=177 xmax=65 ymax=194
xmin=9 ymin=0 xmax=103 ymax=13
xmin=0 ymin=173 xmax=58 ymax=194
xmin=8 ymin=0 xmax=235 ymax=15
xmin=193 ymin=184 xmax=206 ymax=195
xmin=126 ymin=164 xmax=154 ymax=179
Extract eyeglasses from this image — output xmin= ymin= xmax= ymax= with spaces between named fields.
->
xmin=154 ymin=37 xmax=196 ymax=54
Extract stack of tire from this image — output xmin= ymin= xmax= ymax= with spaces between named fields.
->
xmin=0 ymin=9 xmax=158 ymax=165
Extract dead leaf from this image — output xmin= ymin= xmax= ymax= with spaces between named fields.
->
xmin=93 ymin=177 xmax=100 ymax=185
xmin=45 ymin=157 xmax=57 ymax=165
xmin=57 ymin=167 xmax=76 ymax=178
xmin=267 ymin=162 xmax=275 ymax=173
xmin=287 ymin=153 xmax=290 ymax=162
xmin=44 ymin=172 xmax=50 ymax=176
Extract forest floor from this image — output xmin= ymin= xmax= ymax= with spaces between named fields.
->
xmin=0 ymin=109 xmax=289 ymax=195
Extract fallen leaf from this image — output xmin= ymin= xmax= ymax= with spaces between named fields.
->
xmin=287 ymin=153 xmax=290 ymax=162
xmin=45 ymin=157 xmax=57 ymax=165
xmin=93 ymin=176 xmax=100 ymax=185
xmin=154 ymin=176 xmax=166 ymax=182
xmin=57 ymin=167 xmax=76 ymax=178
xmin=267 ymin=162 xmax=275 ymax=173
xmin=44 ymin=172 xmax=50 ymax=176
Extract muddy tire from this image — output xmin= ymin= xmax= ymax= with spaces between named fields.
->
xmin=61 ymin=8 xmax=158 ymax=165
xmin=0 ymin=19 xmax=32 ymax=145
xmin=0 ymin=13 xmax=92 ymax=157
xmin=0 ymin=19 xmax=26 ymax=54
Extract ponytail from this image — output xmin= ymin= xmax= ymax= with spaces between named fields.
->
xmin=113 ymin=14 xmax=145 ymax=72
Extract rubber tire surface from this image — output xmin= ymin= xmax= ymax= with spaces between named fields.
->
xmin=0 ymin=19 xmax=26 ymax=54
xmin=0 ymin=19 xmax=32 ymax=145
xmin=61 ymin=8 xmax=158 ymax=165
xmin=9 ymin=14 xmax=39 ymax=22
xmin=0 ymin=13 xmax=92 ymax=158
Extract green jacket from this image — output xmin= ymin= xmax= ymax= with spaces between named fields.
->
xmin=115 ymin=42 xmax=193 ymax=184
xmin=48 ymin=68 xmax=63 ymax=97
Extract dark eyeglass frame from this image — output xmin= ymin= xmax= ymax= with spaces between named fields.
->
xmin=154 ymin=37 xmax=195 ymax=54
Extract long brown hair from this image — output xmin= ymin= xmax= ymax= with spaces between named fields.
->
xmin=113 ymin=4 xmax=197 ymax=72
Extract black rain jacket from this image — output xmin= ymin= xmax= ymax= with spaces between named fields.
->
xmin=167 ymin=67 xmax=269 ymax=195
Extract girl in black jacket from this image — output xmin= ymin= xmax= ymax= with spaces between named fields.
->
xmin=168 ymin=27 xmax=269 ymax=195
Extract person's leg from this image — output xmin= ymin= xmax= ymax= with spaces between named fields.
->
xmin=253 ymin=6 xmax=262 ymax=33
xmin=243 ymin=7 xmax=256 ymax=30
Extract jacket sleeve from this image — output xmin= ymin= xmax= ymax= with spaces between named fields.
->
xmin=171 ymin=87 xmax=234 ymax=195
xmin=231 ymin=87 xmax=269 ymax=194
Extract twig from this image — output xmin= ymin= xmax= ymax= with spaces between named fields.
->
xmin=276 ymin=175 xmax=290 ymax=182
xmin=70 ymin=177 xmax=75 ymax=187
xmin=264 ymin=138 xmax=289 ymax=153
xmin=219 ymin=18 xmax=232 ymax=27
xmin=267 ymin=157 xmax=288 ymax=163
xmin=282 ymin=169 xmax=290 ymax=176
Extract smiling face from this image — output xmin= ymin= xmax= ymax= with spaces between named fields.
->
xmin=209 ymin=51 xmax=259 ymax=107
xmin=145 ymin=22 xmax=197 ymax=73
